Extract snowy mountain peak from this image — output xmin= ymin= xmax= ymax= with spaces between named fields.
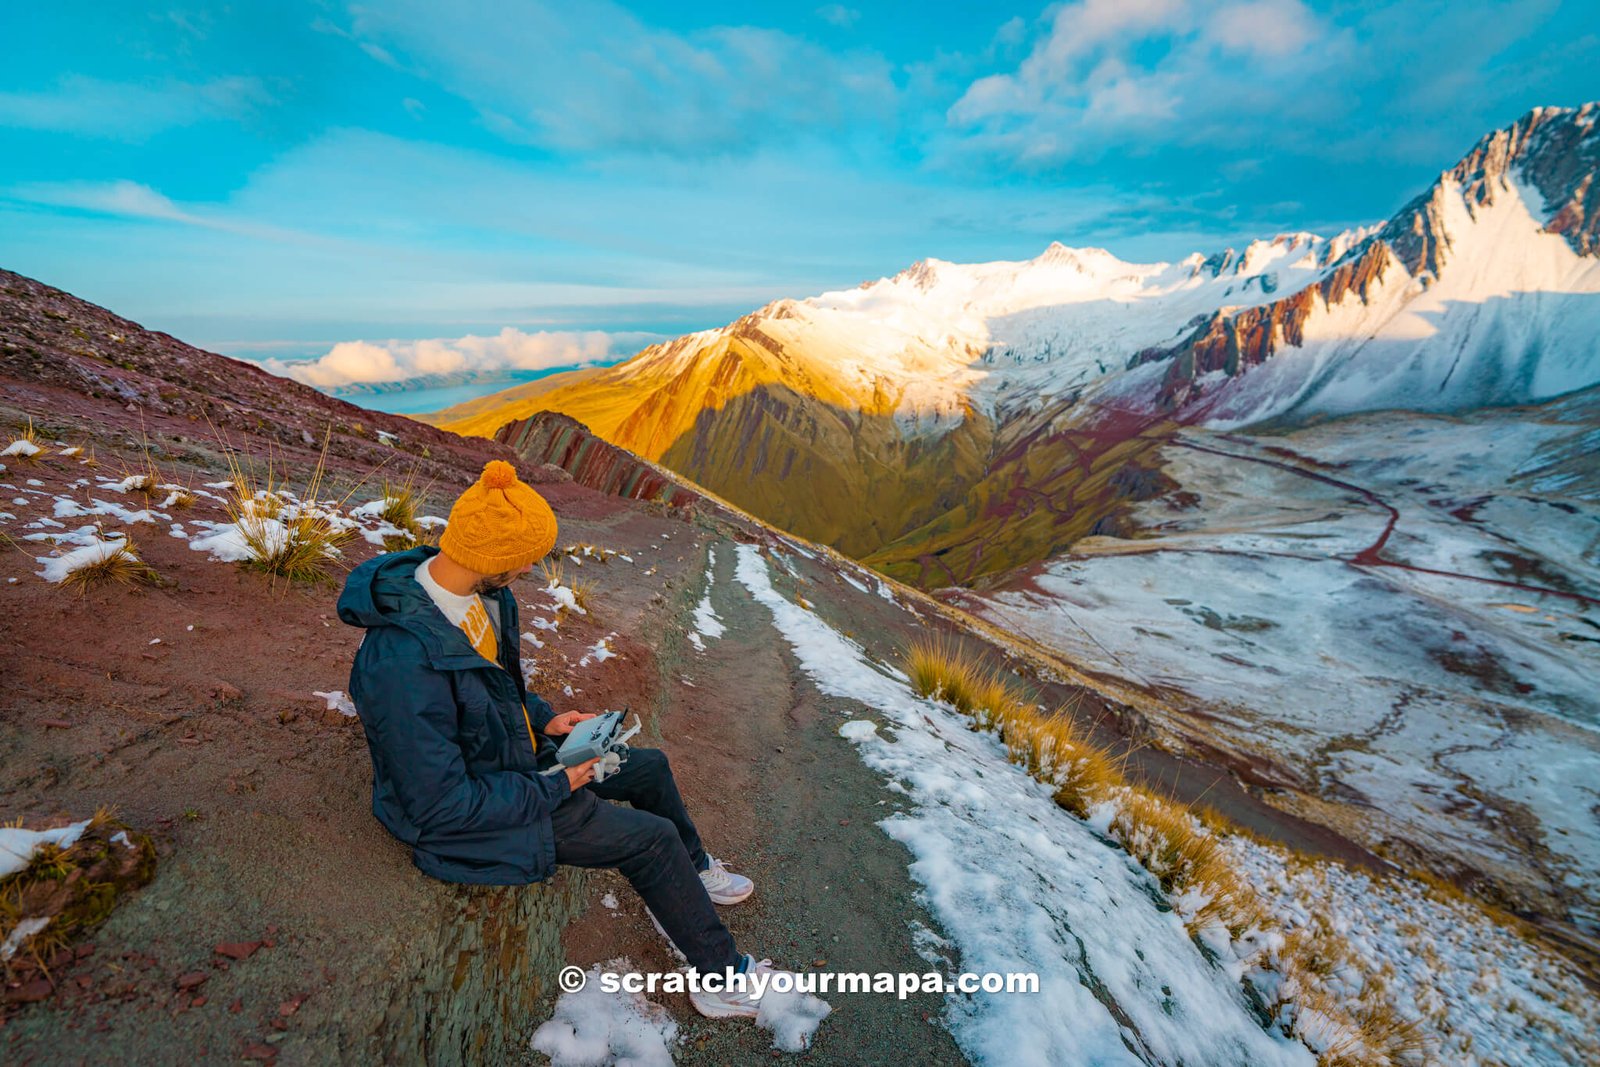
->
xmin=1361 ymin=103 xmax=1600 ymax=281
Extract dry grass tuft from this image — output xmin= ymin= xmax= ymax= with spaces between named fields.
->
xmin=221 ymin=428 xmax=356 ymax=585
xmin=570 ymin=577 xmax=596 ymax=613
xmin=2 ymin=417 xmax=48 ymax=462
xmin=563 ymin=542 xmax=617 ymax=564
xmin=58 ymin=535 xmax=162 ymax=594
xmin=905 ymin=634 xmax=985 ymax=712
xmin=379 ymin=473 xmax=424 ymax=534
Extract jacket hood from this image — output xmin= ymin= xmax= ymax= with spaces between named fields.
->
xmin=337 ymin=546 xmax=496 ymax=670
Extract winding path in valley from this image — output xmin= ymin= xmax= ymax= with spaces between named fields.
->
xmin=1133 ymin=434 xmax=1600 ymax=608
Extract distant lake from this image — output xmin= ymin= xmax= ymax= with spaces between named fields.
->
xmin=342 ymin=380 xmax=525 ymax=416
xmin=326 ymin=366 xmax=599 ymax=416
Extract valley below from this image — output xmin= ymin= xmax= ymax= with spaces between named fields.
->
xmin=946 ymin=394 xmax=1600 ymax=955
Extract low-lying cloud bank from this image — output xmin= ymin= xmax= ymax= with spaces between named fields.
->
xmin=262 ymin=327 xmax=660 ymax=389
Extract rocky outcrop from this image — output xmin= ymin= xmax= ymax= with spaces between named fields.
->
xmin=1149 ymin=242 xmax=1397 ymax=409
xmin=495 ymin=410 xmax=701 ymax=508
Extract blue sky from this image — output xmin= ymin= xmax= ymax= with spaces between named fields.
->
xmin=2 ymin=1 xmax=1594 ymax=397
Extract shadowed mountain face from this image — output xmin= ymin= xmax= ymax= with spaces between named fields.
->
xmin=435 ymin=104 xmax=1600 ymax=591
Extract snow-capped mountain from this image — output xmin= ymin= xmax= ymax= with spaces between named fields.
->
xmin=436 ymin=103 xmax=1600 ymax=584
xmin=1134 ymin=103 xmax=1600 ymax=423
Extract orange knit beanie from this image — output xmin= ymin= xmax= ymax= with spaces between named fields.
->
xmin=438 ymin=460 xmax=558 ymax=574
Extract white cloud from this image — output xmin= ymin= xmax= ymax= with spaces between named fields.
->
xmin=12 ymin=180 xmax=197 ymax=223
xmin=341 ymin=0 xmax=896 ymax=154
xmin=946 ymin=0 xmax=1327 ymax=162
xmin=0 ymin=75 xmax=269 ymax=139
xmin=1208 ymin=1 xmax=1316 ymax=56
xmin=7 ymin=179 xmax=331 ymax=247
xmin=816 ymin=4 xmax=861 ymax=28
xmin=263 ymin=327 xmax=658 ymax=388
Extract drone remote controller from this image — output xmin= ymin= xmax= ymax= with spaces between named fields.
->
xmin=546 ymin=708 xmax=640 ymax=783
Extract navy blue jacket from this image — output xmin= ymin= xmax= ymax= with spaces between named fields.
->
xmin=336 ymin=546 xmax=571 ymax=884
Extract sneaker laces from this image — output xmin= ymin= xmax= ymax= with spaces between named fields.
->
xmin=721 ymin=957 xmax=775 ymax=1003
xmin=700 ymin=855 xmax=735 ymax=891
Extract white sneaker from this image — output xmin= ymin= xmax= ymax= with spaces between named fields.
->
xmin=689 ymin=955 xmax=773 ymax=1019
xmin=699 ymin=854 xmax=754 ymax=905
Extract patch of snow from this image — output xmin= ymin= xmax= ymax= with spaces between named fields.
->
xmin=99 ymin=475 xmax=149 ymax=493
xmin=187 ymin=521 xmax=267 ymax=562
xmin=34 ymin=537 xmax=136 ymax=583
xmin=838 ymin=569 xmax=869 ymax=594
xmin=54 ymin=496 xmax=164 ymax=524
xmin=358 ymin=522 xmax=405 ymax=546
xmin=0 ymin=917 xmax=50 ymax=962
xmin=755 ymin=979 xmax=833 ymax=1052
xmin=521 ymin=631 xmax=545 ymax=650
xmin=601 ymin=893 xmax=619 ymax=910
xmin=529 ymin=959 xmax=678 ymax=1067
xmin=838 ymin=720 xmax=879 ymax=741
xmin=545 ymin=580 xmax=587 ymax=615
xmin=579 ymin=635 xmax=618 ymax=667
xmin=1 ymin=440 xmax=40 ymax=458
xmin=691 ymin=546 xmax=725 ymax=648
xmin=312 ymin=690 xmax=358 ymax=717
xmin=0 ymin=820 xmax=90 ymax=878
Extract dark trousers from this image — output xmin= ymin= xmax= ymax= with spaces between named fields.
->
xmin=549 ymin=747 xmax=739 ymax=972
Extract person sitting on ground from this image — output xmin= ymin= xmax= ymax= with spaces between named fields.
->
xmin=337 ymin=459 xmax=773 ymax=1019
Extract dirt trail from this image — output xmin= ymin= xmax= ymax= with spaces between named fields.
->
xmin=550 ymin=535 xmax=967 ymax=1064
